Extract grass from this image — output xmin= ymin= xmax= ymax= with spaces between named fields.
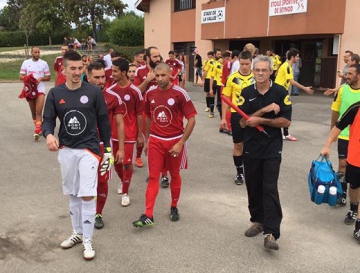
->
xmin=0 ymin=46 xmax=27 ymax=53
xmin=0 ymin=53 xmax=59 ymax=81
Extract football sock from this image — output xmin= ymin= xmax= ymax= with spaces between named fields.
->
xmin=82 ymin=199 xmax=96 ymax=240
xmin=69 ymin=195 xmax=82 ymax=234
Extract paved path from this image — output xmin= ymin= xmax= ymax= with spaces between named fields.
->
xmin=0 ymin=82 xmax=359 ymax=272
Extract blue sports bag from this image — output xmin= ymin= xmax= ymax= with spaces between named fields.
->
xmin=308 ymin=156 xmax=343 ymax=206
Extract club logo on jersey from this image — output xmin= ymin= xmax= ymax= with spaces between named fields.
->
xmin=80 ymin=95 xmax=88 ymax=104
xmin=63 ymin=110 xmax=87 ymax=136
xmin=153 ymin=105 xmax=173 ymax=127
xmin=284 ymin=95 xmax=292 ymax=105
xmin=124 ymin=94 xmax=131 ymax=101
xmin=167 ymin=98 xmax=175 ymax=106
xmin=236 ymin=95 xmax=245 ymax=106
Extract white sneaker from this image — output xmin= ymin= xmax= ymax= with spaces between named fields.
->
xmin=83 ymin=239 xmax=95 ymax=260
xmin=205 ymin=107 xmax=210 ymax=112
xmin=60 ymin=230 xmax=83 ymax=249
xmin=283 ymin=134 xmax=297 ymax=141
xmin=121 ymin=194 xmax=130 ymax=207
xmin=117 ymin=182 xmax=123 ymax=194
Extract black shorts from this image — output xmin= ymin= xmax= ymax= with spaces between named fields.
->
xmin=204 ymin=78 xmax=210 ymax=92
xmin=337 ymin=139 xmax=348 ymax=159
xmin=230 ymin=112 xmax=244 ymax=143
xmin=345 ymin=162 xmax=360 ymax=189
xmin=213 ymin=84 xmax=221 ymax=95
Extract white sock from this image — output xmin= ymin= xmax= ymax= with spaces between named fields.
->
xmin=69 ymin=195 xmax=82 ymax=234
xmin=81 ymin=199 xmax=96 ymax=240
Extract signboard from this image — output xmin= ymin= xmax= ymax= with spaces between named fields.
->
xmin=201 ymin=7 xmax=226 ymax=24
xmin=269 ymin=0 xmax=307 ymax=16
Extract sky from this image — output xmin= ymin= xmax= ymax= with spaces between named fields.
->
xmin=0 ymin=0 xmax=143 ymax=15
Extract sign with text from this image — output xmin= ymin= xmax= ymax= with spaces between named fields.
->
xmin=201 ymin=7 xmax=226 ymax=24
xmin=269 ymin=0 xmax=307 ymax=16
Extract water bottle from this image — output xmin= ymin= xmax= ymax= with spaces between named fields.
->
xmin=314 ymin=185 xmax=326 ymax=205
xmin=328 ymin=186 xmax=337 ymax=206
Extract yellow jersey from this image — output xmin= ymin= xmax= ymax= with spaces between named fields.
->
xmin=211 ymin=59 xmax=223 ymax=86
xmin=275 ymin=61 xmax=293 ymax=91
xmin=271 ymin=55 xmax=282 ymax=71
xmin=222 ymin=71 xmax=255 ymax=112
xmin=203 ymin=58 xmax=215 ymax=79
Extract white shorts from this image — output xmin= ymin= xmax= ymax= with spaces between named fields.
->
xmin=58 ymin=147 xmax=100 ymax=197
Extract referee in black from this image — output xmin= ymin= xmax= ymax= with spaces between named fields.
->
xmin=239 ymin=55 xmax=292 ymax=251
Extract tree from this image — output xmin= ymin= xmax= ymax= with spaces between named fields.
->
xmin=3 ymin=0 xmax=27 ymax=30
xmin=64 ymin=0 xmax=128 ymax=40
xmin=19 ymin=0 xmax=70 ymax=45
xmin=107 ymin=12 xmax=144 ymax=46
xmin=18 ymin=6 xmax=36 ymax=50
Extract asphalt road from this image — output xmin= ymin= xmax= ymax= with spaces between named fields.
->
xmin=1 ymin=82 xmax=360 ymax=273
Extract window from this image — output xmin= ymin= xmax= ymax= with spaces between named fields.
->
xmin=174 ymin=0 xmax=196 ymax=12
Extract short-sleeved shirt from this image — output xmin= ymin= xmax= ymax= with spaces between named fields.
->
xmin=20 ymin=59 xmax=51 ymax=93
xmin=239 ymin=82 xmax=292 ymax=159
xmin=134 ymin=65 xmax=157 ymax=93
xmin=42 ymin=82 xmax=110 ymax=156
xmin=145 ymin=84 xmax=197 ymax=138
xmin=107 ymin=82 xmax=144 ymax=143
xmin=275 ymin=61 xmax=293 ymax=91
xmin=331 ymin=84 xmax=360 ymax=140
xmin=221 ymin=60 xmax=232 ymax=86
xmin=340 ymin=65 xmax=349 ymax=85
xmin=54 ymin=56 xmax=66 ymax=86
xmin=336 ymin=101 xmax=360 ymax=167
xmin=222 ymin=71 xmax=255 ymax=112
xmin=271 ymin=55 xmax=282 ymax=71
xmin=103 ymin=88 xmax=125 ymax=134
xmin=195 ymin=54 xmax=202 ymax=68
xmin=203 ymin=59 xmax=215 ymax=79
xmin=211 ymin=60 xmax=223 ymax=86
xmin=165 ymin=58 xmax=183 ymax=82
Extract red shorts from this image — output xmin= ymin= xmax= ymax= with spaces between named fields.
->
xmin=148 ymin=135 xmax=188 ymax=175
xmin=98 ymin=143 xmax=111 ymax=183
xmin=26 ymin=92 xmax=44 ymax=102
xmin=112 ymin=140 xmax=135 ymax=165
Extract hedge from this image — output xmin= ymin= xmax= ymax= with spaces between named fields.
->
xmin=0 ymin=31 xmax=65 ymax=47
xmin=104 ymin=43 xmax=144 ymax=63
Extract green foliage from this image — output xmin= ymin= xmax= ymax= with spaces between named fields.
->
xmin=63 ymin=0 xmax=127 ymax=40
xmin=0 ymin=31 xmax=65 ymax=47
xmin=104 ymin=43 xmax=144 ymax=62
xmin=107 ymin=13 xmax=144 ymax=47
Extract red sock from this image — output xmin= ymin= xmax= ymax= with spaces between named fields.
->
xmin=170 ymin=172 xmax=182 ymax=207
xmin=145 ymin=174 xmax=160 ymax=218
xmin=96 ymin=181 xmax=108 ymax=215
xmin=161 ymin=167 xmax=167 ymax=177
xmin=136 ymin=146 xmax=143 ymax=158
xmin=122 ymin=165 xmax=133 ymax=194
xmin=114 ymin=162 xmax=123 ymax=181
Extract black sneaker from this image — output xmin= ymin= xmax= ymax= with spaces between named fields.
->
xmin=219 ymin=128 xmax=228 ymax=134
xmin=354 ymin=229 xmax=360 ymax=242
xmin=344 ymin=210 xmax=357 ymax=225
xmin=94 ymin=214 xmax=104 ymax=229
xmin=170 ymin=207 xmax=180 ymax=222
xmin=228 ymin=130 xmax=232 ymax=136
xmin=264 ymin=234 xmax=279 ymax=250
xmin=132 ymin=214 xmax=154 ymax=227
xmin=161 ymin=176 xmax=169 ymax=188
xmin=337 ymin=192 xmax=347 ymax=206
xmin=235 ymin=174 xmax=244 ymax=185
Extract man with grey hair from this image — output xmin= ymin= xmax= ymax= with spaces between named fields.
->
xmin=239 ymin=55 xmax=292 ymax=251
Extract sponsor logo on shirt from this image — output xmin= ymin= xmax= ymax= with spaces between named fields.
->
xmin=63 ymin=110 xmax=87 ymax=136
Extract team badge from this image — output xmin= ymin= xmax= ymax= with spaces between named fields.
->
xmin=167 ymin=98 xmax=175 ymax=106
xmin=284 ymin=95 xmax=292 ymax=105
xmin=237 ymin=96 xmax=245 ymax=106
xmin=124 ymin=94 xmax=131 ymax=101
xmin=80 ymin=95 xmax=88 ymax=104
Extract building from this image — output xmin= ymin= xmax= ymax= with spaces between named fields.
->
xmin=136 ymin=0 xmax=358 ymax=88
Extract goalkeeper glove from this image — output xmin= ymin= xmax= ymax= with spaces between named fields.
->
xmin=100 ymin=147 xmax=114 ymax=176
